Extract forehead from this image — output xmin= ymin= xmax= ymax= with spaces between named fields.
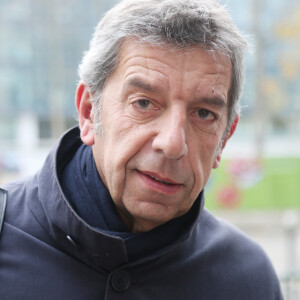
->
xmin=115 ymin=39 xmax=232 ymax=77
xmin=108 ymin=39 xmax=232 ymax=104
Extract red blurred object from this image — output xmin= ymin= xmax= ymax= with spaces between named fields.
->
xmin=217 ymin=185 xmax=241 ymax=208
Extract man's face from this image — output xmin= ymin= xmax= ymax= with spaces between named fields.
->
xmin=77 ymin=41 xmax=235 ymax=232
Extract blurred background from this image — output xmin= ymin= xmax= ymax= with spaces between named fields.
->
xmin=0 ymin=0 xmax=299 ymax=297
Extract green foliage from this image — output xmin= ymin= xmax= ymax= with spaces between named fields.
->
xmin=206 ymin=158 xmax=300 ymax=211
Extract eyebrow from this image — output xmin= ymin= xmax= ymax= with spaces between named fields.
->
xmin=199 ymin=96 xmax=226 ymax=109
xmin=125 ymin=77 xmax=162 ymax=93
xmin=125 ymin=76 xmax=227 ymax=108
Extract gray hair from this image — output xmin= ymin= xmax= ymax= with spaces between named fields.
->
xmin=78 ymin=0 xmax=247 ymax=134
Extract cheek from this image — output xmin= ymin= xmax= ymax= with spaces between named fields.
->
xmin=189 ymin=135 xmax=221 ymax=186
xmin=109 ymin=122 xmax=154 ymax=167
xmin=100 ymin=122 xmax=155 ymax=199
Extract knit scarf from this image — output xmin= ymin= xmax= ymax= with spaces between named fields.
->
xmin=60 ymin=144 xmax=200 ymax=261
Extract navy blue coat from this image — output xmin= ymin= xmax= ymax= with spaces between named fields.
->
xmin=0 ymin=128 xmax=282 ymax=299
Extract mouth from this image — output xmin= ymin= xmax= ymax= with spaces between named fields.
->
xmin=137 ymin=170 xmax=182 ymax=194
xmin=148 ymin=175 xmax=174 ymax=185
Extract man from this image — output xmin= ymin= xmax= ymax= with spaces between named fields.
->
xmin=0 ymin=0 xmax=283 ymax=299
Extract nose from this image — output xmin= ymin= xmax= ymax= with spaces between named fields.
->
xmin=152 ymin=109 xmax=188 ymax=160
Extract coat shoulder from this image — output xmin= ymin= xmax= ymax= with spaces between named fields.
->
xmin=1 ymin=174 xmax=55 ymax=246
xmin=190 ymin=208 xmax=283 ymax=298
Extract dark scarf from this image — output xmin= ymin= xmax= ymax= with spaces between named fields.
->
xmin=60 ymin=144 xmax=200 ymax=262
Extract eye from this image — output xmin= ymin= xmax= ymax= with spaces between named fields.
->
xmin=196 ymin=109 xmax=216 ymax=121
xmin=132 ymin=99 xmax=152 ymax=110
xmin=131 ymin=99 xmax=160 ymax=111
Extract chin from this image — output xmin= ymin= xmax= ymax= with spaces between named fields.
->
xmin=129 ymin=204 xmax=180 ymax=231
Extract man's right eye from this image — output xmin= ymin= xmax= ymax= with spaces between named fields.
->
xmin=132 ymin=99 xmax=152 ymax=109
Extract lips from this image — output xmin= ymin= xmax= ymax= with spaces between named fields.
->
xmin=143 ymin=171 xmax=179 ymax=185
xmin=137 ymin=170 xmax=182 ymax=194
xmin=148 ymin=175 xmax=173 ymax=185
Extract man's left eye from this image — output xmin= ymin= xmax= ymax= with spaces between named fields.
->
xmin=196 ymin=109 xmax=216 ymax=121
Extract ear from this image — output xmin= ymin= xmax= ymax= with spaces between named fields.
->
xmin=76 ymin=83 xmax=95 ymax=146
xmin=213 ymin=116 xmax=239 ymax=169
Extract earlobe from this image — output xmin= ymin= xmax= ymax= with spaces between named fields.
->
xmin=213 ymin=116 xmax=239 ymax=169
xmin=213 ymin=153 xmax=222 ymax=169
xmin=76 ymin=83 xmax=95 ymax=146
